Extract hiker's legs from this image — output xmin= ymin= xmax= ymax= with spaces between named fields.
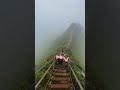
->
xmin=58 ymin=59 xmax=61 ymax=65
xmin=61 ymin=60 xmax=63 ymax=65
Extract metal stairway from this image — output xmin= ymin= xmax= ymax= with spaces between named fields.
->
xmin=47 ymin=62 xmax=75 ymax=90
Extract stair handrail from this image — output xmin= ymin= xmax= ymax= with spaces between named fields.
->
xmin=35 ymin=62 xmax=54 ymax=90
xmin=68 ymin=62 xmax=84 ymax=90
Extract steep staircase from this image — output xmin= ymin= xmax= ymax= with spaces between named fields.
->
xmin=47 ymin=62 xmax=75 ymax=90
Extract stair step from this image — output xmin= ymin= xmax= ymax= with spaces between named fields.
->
xmin=53 ymin=72 xmax=69 ymax=76
xmin=51 ymin=77 xmax=70 ymax=81
xmin=54 ymin=69 xmax=67 ymax=73
xmin=54 ymin=67 xmax=65 ymax=69
xmin=48 ymin=84 xmax=72 ymax=88
xmin=60 ymin=81 xmax=70 ymax=84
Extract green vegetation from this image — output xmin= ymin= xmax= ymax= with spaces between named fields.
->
xmin=35 ymin=70 xmax=45 ymax=84
xmin=67 ymin=48 xmax=85 ymax=89
xmin=74 ymin=69 xmax=85 ymax=88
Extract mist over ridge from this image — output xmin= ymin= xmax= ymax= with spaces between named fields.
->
xmin=68 ymin=23 xmax=85 ymax=70
xmin=35 ymin=0 xmax=85 ymax=66
xmin=35 ymin=22 xmax=85 ymax=72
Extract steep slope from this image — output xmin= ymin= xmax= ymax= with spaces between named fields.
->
xmin=67 ymin=23 xmax=85 ymax=71
xmin=35 ymin=23 xmax=85 ymax=89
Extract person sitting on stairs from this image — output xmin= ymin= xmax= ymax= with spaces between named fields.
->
xmin=55 ymin=53 xmax=65 ymax=65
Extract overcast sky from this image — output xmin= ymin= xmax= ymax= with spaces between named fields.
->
xmin=35 ymin=0 xmax=85 ymax=64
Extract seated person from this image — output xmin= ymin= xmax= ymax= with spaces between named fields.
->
xmin=55 ymin=53 xmax=65 ymax=65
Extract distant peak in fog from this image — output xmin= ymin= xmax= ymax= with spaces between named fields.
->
xmin=66 ymin=22 xmax=84 ymax=32
xmin=71 ymin=22 xmax=81 ymax=26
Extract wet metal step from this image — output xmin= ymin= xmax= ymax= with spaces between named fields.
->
xmin=53 ymin=72 xmax=69 ymax=76
xmin=48 ymin=84 xmax=72 ymax=88
xmin=51 ymin=76 xmax=70 ymax=81
xmin=54 ymin=69 xmax=67 ymax=73
xmin=60 ymin=80 xmax=70 ymax=84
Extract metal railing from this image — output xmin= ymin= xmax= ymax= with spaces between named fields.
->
xmin=35 ymin=57 xmax=54 ymax=74
xmin=35 ymin=56 xmax=84 ymax=90
xmin=70 ymin=60 xmax=85 ymax=77
xmin=68 ymin=62 xmax=84 ymax=90
xmin=35 ymin=62 xmax=54 ymax=90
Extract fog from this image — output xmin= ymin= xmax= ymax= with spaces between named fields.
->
xmin=35 ymin=0 xmax=85 ymax=65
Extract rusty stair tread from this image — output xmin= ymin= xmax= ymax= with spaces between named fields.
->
xmin=51 ymin=77 xmax=70 ymax=81
xmin=48 ymin=84 xmax=72 ymax=88
xmin=60 ymin=80 xmax=70 ymax=84
xmin=53 ymin=72 xmax=69 ymax=76
xmin=54 ymin=69 xmax=67 ymax=72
